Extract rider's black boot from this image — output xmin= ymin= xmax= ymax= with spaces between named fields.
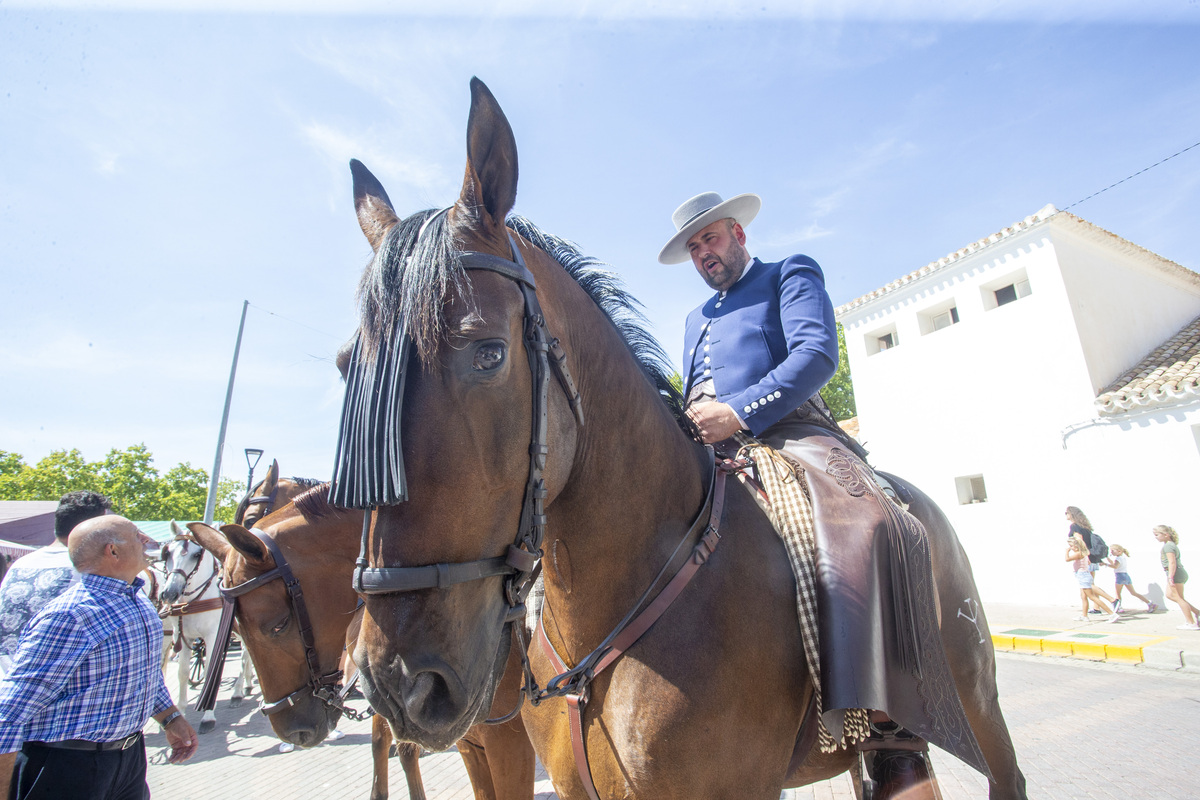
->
xmin=860 ymin=721 xmax=939 ymax=800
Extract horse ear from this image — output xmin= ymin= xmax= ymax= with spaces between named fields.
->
xmin=186 ymin=522 xmax=232 ymax=565
xmin=261 ymin=459 xmax=279 ymax=495
xmin=459 ymin=77 xmax=518 ymax=231
xmin=351 ymin=159 xmax=399 ymax=253
xmin=170 ymin=520 xmax=183 ymax=537
xmin=216 ymin=524 xmax=274 ymax=568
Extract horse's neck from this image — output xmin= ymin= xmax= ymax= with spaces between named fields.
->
xmin=546 ymin=350 xmax=710 ymax=646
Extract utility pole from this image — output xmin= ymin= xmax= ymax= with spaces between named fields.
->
xmin=203 ymin=300 xmax=249 ymax=524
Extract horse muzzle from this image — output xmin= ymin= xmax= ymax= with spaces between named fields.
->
xmin=265 ymin=694 xmax=339 ymax=748
xmin=357 ymin=647 xmax=485 ymax=751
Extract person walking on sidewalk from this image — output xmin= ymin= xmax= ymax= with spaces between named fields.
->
xmin=1065 ymin=506 xmax=1118 ymax=612
xmin=1102 ymin=544 xmax=1156 ymax=614
xmin=0 ymin=515 xmax=198 ymax=800
xmin=1153 ymin=525 xmax=1199 ymax=631
xmin=1068 ymin=535 xmax=1118 ymax=622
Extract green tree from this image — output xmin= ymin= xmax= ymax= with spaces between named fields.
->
xmin=0 ymin=451 xmax=30 ymax=498
xmin=213 ymin=477 xmax=245 ymax=525
xmin=0 ymin=446 xmax=243 ymax=523
xmin=668 ymin=370 xmax=683 ymax=397
xmin=0 ymin=449 xmax=102 ymax=501
xmin=98 ymin=444 xmax=161 ymax=519
xmin=822 ymin=323 xmax=857 ymax=421
xmin=155 ymin=462 xmax=211 ymax=521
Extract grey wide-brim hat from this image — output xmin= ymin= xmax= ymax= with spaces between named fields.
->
xmin=657 ymin=191 xmax=761 ymax=265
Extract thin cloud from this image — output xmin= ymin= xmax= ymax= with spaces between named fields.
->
xmin=754 ymin=222 xmax=835 ymax=250
xmin=5 ymin=0 xmax=1197 ymax=22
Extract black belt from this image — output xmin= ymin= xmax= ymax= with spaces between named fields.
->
xmin=28 ymin=731 xmax=142 ymax=752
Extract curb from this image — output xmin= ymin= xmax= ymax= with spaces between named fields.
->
xmin=990 ymin=632 xmax=1200 ymax=673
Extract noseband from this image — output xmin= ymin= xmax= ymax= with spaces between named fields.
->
xmin=337 ymin=228 xmax=584 ymax=626
xmin=219 ymin=528 xmax=345 ymax=717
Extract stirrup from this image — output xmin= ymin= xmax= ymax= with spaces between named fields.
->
xmin=858 ymin=720 xmax=929 ymax=752
xmin=855 ymin=723 xmax=940 ymax=800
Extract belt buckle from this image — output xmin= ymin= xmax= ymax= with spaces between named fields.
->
xmin=121 ymin=733 xmax=138 ymax=751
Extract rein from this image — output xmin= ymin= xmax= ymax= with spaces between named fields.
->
xmin=218 ymin=528 xmax=349 ymax=719
xmin=529 ymin=458 xmax=734 ymax=800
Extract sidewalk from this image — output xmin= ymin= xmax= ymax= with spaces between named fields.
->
xmin=985 ymin=600 xmax=1200 ymax=672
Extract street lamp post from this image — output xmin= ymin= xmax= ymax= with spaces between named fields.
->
xmin=203 ymin=299 xmax=250 ymax=524
xmin=245 ymin=448 xmax=264 ymax=494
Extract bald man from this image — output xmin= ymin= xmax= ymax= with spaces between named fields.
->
xmin=0 ymin=516 xmax=197 ymax=800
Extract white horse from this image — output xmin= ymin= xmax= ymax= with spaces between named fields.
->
xmin=139 ymin=559 xmax=175 ymax=671
xmin=159 ymin=521 xmax=255 ymax=733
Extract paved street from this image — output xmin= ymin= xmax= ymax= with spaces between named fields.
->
xmin=146 ymin=651 xmax=1199 ymax=799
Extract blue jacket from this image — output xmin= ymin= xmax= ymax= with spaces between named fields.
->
xmin=682 ymin=255 xmax=838 ymax=436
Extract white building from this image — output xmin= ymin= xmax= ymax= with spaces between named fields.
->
xmin=836 ymin=204 xmax=1200 ymax=604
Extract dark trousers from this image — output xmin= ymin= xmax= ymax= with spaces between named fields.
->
xmin=11 ymin=738 xmax=149 ymax=800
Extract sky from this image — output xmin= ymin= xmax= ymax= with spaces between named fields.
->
xmin=2 ymin=1 xmax=1198 ymax=488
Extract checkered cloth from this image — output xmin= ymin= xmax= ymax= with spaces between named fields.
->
xmin=733 ymin=433 xmax=871 ymax=753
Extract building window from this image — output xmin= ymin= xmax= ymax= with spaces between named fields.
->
xmin=955 ymin=474 xmax=988 ymax=505
xmin=982 ymin=269 xmax=1032 ymax=311
xmin=993 ymin=280 xmax=1031 ymax=307
xmin=932 ymin=307 xmax=960 ymax=331
xmin=918 ymin=300 xmax=960 ymax=335
xmin=865 ymin=324 xmax=899 ymax=356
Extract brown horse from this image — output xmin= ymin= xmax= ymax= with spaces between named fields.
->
xmin=188 ymin=488 xmax=535 ymax=800
xmin=335 ymin=78 xmax=1027 ymax=799
xmin=234 ymin=458 xmax=324 ymax=529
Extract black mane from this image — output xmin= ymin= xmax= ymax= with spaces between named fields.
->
xmin=353 ymin=210 xmax=683 ymax=416
xmin=294 ymin=482 xmax=339 ymax=521
xmin=334 ymin=211 xmax=687 ymax=508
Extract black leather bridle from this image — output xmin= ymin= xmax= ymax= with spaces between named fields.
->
xmin=340 ymin=228 xmax=585 ymax=628
xmin=236 ymin=485 xmax=279 ymax=528
xmin=218 ymin=528 xmax=346 ymax=717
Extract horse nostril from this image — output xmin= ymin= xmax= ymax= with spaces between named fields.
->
xmin=403 ymin=670 xmax=461 ymax=730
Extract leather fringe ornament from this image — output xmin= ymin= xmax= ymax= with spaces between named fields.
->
xmin=732 ymin=434 xmax=871 ymax=752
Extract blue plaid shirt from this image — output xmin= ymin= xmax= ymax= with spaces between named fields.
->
xmin=0 ymin=573 xmax=172 ymax=753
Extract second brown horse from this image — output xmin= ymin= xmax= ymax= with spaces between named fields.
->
xmin=189 ymin=487 xmax=534 ymax=800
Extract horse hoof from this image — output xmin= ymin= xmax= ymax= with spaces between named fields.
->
xmin=199 ymin=720 xmax=216 ymax=734
xmin=230 ymin=695 xmax=243 ymax=707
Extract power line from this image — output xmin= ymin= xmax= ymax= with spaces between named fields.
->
xmin=1062 ymin=139 xmax=1200 ymax=212
xmin=247 ymin=302 xmax=346 ymax=342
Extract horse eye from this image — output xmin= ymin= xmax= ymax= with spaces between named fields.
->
xmin=472 ymin=341 xmax=506 ymax=371
xmin=269 ymin=615 xmax=291 ymax=637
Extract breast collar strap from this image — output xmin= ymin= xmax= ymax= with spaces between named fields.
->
xmin=530 ymin=454 xmax=730 ymax=800
xmin=219 ymin=528 xmax=344 ymax=717
xmin=352 ymin=230 xmax=584 ymax=632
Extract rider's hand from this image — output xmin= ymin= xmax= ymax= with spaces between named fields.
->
xmin=686 ymin=401 xmax=745 ymax=444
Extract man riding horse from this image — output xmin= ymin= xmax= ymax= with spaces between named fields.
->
xmin=662 ymin=191 xmax=968 ymax=794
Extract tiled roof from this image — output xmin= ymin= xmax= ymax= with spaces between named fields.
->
xmin=837 ymin=416 xmax=860 ymax=441
xmin=835 ymin=203 xmax=1195 ymax=317
xmin=1095 ymin=315 xmax=1200 ymax=415
xmin=835 ymin=204 xmax=1061 ymax=316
